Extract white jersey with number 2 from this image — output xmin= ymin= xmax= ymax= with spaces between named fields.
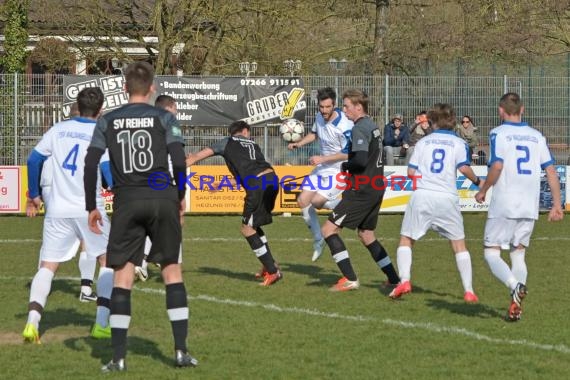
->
xmin=487 ymin=121 xmax=554 ymax=220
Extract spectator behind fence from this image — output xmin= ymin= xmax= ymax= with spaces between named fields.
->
xmin=456 ymin=115 xmax=479 ymax=161
xmin=383 ymin=113 xmax=409 ymax=165
xmin=403 ymin=111 xmax=433 ymax=164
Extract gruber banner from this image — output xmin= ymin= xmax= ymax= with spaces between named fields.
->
xmin=63 ymin=76 xmax=306 ymax=127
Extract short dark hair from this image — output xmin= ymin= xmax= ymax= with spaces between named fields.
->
xmin=155 ymin=94 xmax=176 ymax=109
xmin=228 ymin=120 xmax=250 ymax=135
xmin=76 ymin=87 xmax=104 ymax=117
xmin=124 ymin=61 xmax=154 ymax=96
xmin=70 ymin=101 xmax=80 ymax=117
xmin=428 ymin=103 xmax=456 ymax=130
xmin=317 ymin=87 xmax=336 ymax=104
xmin=499 ymin=92 xmax=522 ymax=116
xmin=342 ymin=89 xmax=369 ymax=113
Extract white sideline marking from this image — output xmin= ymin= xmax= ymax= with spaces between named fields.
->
xmin=2 ymin=274 xmax=569 ymax=354
xmin=132 ymin=285 xmax=570 ymax=355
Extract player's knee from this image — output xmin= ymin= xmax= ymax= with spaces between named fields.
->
xmin=483 ymin=248 xmax=500 ymax=263
xmin=240 ymin=223 xmax=255 ymax=237
xmin=321 ymin=220 xmax=338 ymax=238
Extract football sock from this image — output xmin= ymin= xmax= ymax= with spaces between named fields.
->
xmin=256 ymin=227 xmax=271 ymax=250
xmin=141 ymin=257 xmax=149 ymax=271
xmin=95 ymin=267 xmax=114 ymax=327
xmin=325 ymin=234 xmax=357 ymax=281
xmin=78 ymin=251 xmax=96 ymax=290
xmin=396 ymin=246 xmax=412 ymax=282
xmin=366 ymin=240 xmax=400 ymax=284
xmin=144 ymin=237 xmax=152 ymax=257
xmin=484 ymin=248 xmax=518 ymax=290
xmin=323 ymin=198 xmax=341 ymax=210
xmin=27 ymin=267 xmax=54 ymax=327
xmin=246 ymin=233 xmax=277 ymax=273
xmin=166 ymin=282 xmax=189 ymax=352
xmin=454 ymin=251 xmax=474 ymax=293
xmin=301 ymin=205 xmax=323 ymax=242
xmin=509 ymin=248 xmax=527 ymax=284
xmin=110 ymin=287 xmax=131 ymax=361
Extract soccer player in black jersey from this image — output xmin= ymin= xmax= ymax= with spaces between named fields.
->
xmin=84 ymin=61 xmax=197 ymax=372
xmin=186 ymin=120 xmax=282 ymax=286
xmin=321 ymin=89 xmax=400 ymax=291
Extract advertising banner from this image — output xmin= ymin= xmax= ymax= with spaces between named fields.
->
xmin=155 ymin=76 xmax=306 ymax=126
xmin=8 ymin=165 xmax=569 ymax=215
xmin=540 ymin=165 xmax=566 ymax=211
xmin=379 ymin=166 xmax=490 ymax=212
xmin=63 ymin=76 xmax=307 ymax=127
xmin=0 ymin=166 xmax=22 ymax=212
xmin=62 ymin=75 xmax=127 ymax=118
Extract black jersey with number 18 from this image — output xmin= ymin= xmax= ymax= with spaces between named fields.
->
xmin=89 ymin=103 xmax=184 ymax=202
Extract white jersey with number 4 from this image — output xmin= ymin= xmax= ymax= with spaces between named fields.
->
xmin=408 ymin=129 xmax=471 ymax=195
xmin=34 ymin=118 xmax=107 ymax=218
xmin=487 ymin=121 xmax=554 ymax=220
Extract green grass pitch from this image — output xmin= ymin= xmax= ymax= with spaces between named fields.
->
xmin=0 ymin=213 xmax=568 ymax=379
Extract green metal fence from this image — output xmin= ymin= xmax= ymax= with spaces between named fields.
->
xmin=1 ymin=74 xmax=569 ymax=166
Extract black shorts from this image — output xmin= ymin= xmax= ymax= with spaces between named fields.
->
xmin=328 ymin=189 xmax=385 ymax=230
xmin=241 ymin=173 xmax=279 ymax=227
xmin=107 ymin=198 xmax=181 ymax=268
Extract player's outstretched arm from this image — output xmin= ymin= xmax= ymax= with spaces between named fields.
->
xmin=545 ymin=165 xmax=564 ymax=222
xmin=186 ymin=148 xmax=214 ymax=167
xmin=310 ymin=152 xmax=348 ymax=166
xmin=288 ymin=132 xmax=316 ymax=150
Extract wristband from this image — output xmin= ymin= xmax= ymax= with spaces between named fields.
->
xmin=473 ymin=177 xmax=481 ymax=186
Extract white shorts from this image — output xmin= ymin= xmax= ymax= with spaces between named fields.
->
xmin=144 ymin=236 xmax=183 ymax=264
xmin=484 ymin=217 xmax=535 ymax=248
xmin=300 ymin=167 xmax=344 ymax=201
xmin=400 ymin=189 xmax=465 ymax=241
xmin=40 ymin=215 xmax=110 ymax=263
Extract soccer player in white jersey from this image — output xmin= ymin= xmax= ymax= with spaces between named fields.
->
xmin=23 ymin=87 xmax=114 ymax=343
xmin=39 ymin=101 xmax=100 ymax=301
xmin=287 ymin=87 xmax=353 ymax=261
xmin=475 ymin=92 xmax=563 ymax=321
xmin=389 ymin=103 xmax=481 ymax=303
xmin=39 ymin=156 xmax=98 ymax=302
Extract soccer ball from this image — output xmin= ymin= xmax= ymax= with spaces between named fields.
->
xmin=280 ymin=119 xmax=305 ymax=142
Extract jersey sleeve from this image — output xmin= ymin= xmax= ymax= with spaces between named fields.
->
xmin=163 ymin=113 xmax=184 ymax=145
xmin=487 ymin=131 xmax=503 ymax=165
xmin=539 ymin=135 xmax=555 ymax=168
xmin=34 ymin=127 xmax=55 ymax=156
xmin=351 ymin=125 xmax=370 ymax=153
xmin=90 ymin=117 xmax=109 ymax=150
xmin=210 ymin=137 xmax=230 ymax=155
xmin=456 ymin=140 xmax=471 ymax=168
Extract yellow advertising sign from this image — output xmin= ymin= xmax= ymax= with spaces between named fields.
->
xmin=280 ymin=88 xmax=304 ymax=119
xmin=6 ymin=164 xmax=568 ymax=215
xmin=187 ymin=165 xmax=313 ymax=213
